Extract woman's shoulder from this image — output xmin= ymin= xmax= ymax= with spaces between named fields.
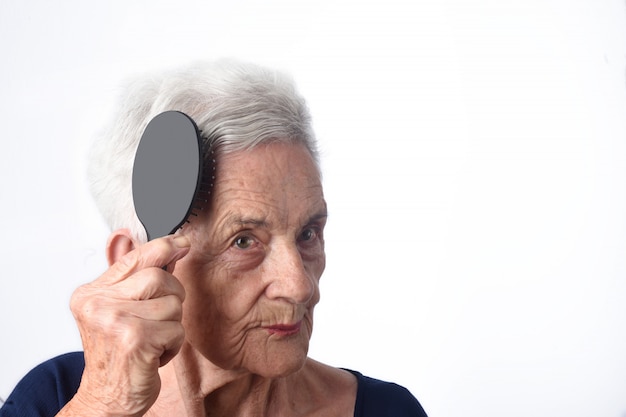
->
xmin=343 ymin=369 xmax=428 ymax=417
xmin=0 ymin=352 xmax=84 ymax=416
xmin=302 ymin=359 xmax=427 ymax=417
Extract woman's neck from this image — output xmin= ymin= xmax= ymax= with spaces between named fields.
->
xmin=146 ymin=343 xmax=356 ymax=417
xmin=147 ymin=343 xmax=299 ymax=417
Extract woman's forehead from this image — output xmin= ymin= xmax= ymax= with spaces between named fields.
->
xmin=215 ymin=142 xmax=321 ymax=189
xmin=209 ymin=142 xmax=324 ymax=222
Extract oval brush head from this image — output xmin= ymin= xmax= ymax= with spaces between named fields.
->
xmin=132 ymin=111 xmax=214 ymax=241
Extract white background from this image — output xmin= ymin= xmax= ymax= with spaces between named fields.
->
xmin=1 ymin=1 xmax=625 ymax=416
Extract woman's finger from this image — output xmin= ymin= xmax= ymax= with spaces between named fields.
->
xmin=99 ymin=235 xmax=191 ymax=286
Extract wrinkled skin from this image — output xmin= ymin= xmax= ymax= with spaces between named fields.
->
xmin=60 ymin=143 xmax=356 ymax=417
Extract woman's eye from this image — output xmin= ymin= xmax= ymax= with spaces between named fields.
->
xmin=299 ymin=227 xmax=317 ymax=242
xmin=234 ymin=236 xmax=254 ymax=249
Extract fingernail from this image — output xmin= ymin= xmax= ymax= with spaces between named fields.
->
xmin=172 ymin=235 xmax=191 ymax=248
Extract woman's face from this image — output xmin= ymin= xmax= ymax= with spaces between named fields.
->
xmin=174 ymin=142 xmax=327 ymax=377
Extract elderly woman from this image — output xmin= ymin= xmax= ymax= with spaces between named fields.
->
xmin=1 ymin=60 xmax=427 ymax=417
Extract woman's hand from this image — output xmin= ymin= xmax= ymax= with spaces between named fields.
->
xmin=59 ymin=234 xmax=190 ymax=417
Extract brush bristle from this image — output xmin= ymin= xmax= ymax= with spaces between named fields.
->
xmin=179 ymin=140 xmax=216 ymax=231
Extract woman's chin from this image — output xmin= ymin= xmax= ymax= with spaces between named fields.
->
xmin=246 ymin=340 xmax=310 ymax=378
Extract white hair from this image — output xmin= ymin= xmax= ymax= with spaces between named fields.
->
xmin=88 ymin=59 xmax=318 ymax=242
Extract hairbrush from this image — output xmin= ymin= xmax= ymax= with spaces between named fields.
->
xmin=132 ymin=111 xmax=215 ymax=241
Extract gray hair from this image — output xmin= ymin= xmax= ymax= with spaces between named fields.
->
xmin=88 ymin=59 xmax=318 ymax=242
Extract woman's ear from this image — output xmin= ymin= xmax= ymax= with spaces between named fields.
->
xmin=106 ymin=229 xmax=138 ymax=266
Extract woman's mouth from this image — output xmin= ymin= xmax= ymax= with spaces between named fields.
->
xmin=264 ymin=321 xmax=302 ymax=337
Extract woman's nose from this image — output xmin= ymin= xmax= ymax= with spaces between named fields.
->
xmin=264 ymin=242 xmax=315 ymax=305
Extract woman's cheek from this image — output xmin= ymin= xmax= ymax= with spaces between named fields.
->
xmin=220 ymin=245 xmax=266 ymax=272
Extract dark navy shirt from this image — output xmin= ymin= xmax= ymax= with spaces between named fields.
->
xmin=1 ymin=352 xmax=427 ymax=416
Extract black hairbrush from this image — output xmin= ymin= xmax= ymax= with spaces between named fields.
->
xmin=132 ymin=111 xmax=215 ymax=241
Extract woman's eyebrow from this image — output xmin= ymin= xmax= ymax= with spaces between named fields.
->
xmin=307 ymin=210 xmax=328 ymax=224
xmin=222 ymin=205 xmax=327 ymax=230
xmin=230 ymin=216 xmax=270 ymax=228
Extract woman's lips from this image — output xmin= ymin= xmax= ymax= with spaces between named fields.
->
xmin=264 ymin=321 xmax=302 ymax=337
